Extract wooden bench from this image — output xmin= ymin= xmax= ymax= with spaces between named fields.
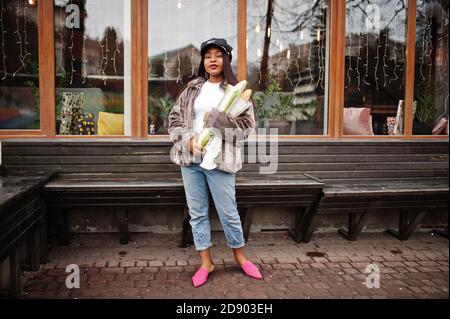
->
xmin=316 ymin=180 xmax=449 ymax=241
xmin=1 ymin=138 xmax=448 ymax=244
xmin=42 ymin=171 xmax=323 ymax=246
xmin=305 ymin=141 xmax=449 ymax=241
xmin=0 ymin=171 xmax=55 ymax=297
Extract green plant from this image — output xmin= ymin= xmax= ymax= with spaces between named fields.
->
xmin=270 ymin=92 xmax=294 ymax=120
xmin=253 ymin=76 xmax=280 ymax=121
xmin=414 ymin=82 xmax=443 ymax=123
xmin=293 ymin=99 xmax=320 ymax=121
xmin=254 ymin=75 xmax=295 ymax=121
xmin=148 ymin=95 xmax=175 ymax=133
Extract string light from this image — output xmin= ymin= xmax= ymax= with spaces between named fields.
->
xmin=267 ymin=27 xmax=271 ymax=38
xmin=69 ymin=0 xmax=76 ymax=85
xmin=356 ymin=32 xmax=362 ymax=91
xmin=176 ymin=48 xmax=181 ymax=84
xmin=363 ymin=31 xmax=370 ymax=87
xmin=0 ymin=0 xmax=7 ymax=80
xmin=58 ymin=4 xmax=64 ymax=76
xmin=256 ymin=22 xmax=260 ymax=34
xmin=177 ymin=1 xmax=181 ymax=10
xmin=111 ymin=2 xmax=120 ymax=78
xmin=13 ymin=0 xmax=26 ymax=77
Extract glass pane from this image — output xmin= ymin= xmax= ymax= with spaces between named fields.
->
xmin=247 ymin=0 xmax=329 ymax=135
xmin=54 ymin=0 xmax=131 ymax=136
xmin=0 ymin=0 xmax=40 ymax=130
xmin=344 ymin=0 xmax=408 ymax=136
xmin=414 ymin=0 xmax=449 ymax=136
xmin=148 ymin=0 xmax=237 ymax=135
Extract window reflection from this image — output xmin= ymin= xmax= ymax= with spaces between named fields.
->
xmin=148 ymin=0 xmax=237 ymax=135
xmin=54 ymin=0 xmax=131 ymax=136
xmin=414 ymin=0 xmax=449 ymax=136
xmin=344 ymin=0 xmax=408 ymax=136
xmin=247 ymin=0 xmax=329 ymax=135
xmin=0 ymin=0 xmax=39 ymax=130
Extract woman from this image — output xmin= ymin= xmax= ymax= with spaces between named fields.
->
xmin=168 ymin=38 xmax=263 ymax=288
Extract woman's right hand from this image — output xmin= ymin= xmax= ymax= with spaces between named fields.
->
xmin=189 ymin=136 xmax=202 ymax=156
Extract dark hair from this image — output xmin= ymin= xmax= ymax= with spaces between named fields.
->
xmin=191 ymin=47 xmax=238 ymax=85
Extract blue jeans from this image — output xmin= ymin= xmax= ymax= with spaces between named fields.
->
xmin=181 ymin=163 xmax=245 ymax=251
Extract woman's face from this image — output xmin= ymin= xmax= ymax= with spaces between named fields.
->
xmin=204 ymin=47 xmax=224 ymax=78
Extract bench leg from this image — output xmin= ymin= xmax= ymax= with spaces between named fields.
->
xmin=55 ymin=209 xmax=71 ymax=246
xmin=23 ymin=225 xmax=41 ymax=271
xmin=117 ymin=209 xmax=129 ymax=245
xmin=289 ymin=207 xmax=307 ymax=243
xmin=338 ymin=212 xmax=369 ymax=241
xmin=386 ymin=210 xmax=427 ymax=241
xmin=40 ymin=205 xmax=49 ymax=264
xmin=179 ymin=206 xmax=194 ymax=248
xmin=239 ymin=207 xmax=252 ymax=243
xmin=9 ymin=247 xmax=21 ymax=298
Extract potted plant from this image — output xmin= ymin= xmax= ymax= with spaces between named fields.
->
xmin=253 ymin=76 xmax=295 ymax=134
xmin=414 ymin=82 xmax=443 ymax=135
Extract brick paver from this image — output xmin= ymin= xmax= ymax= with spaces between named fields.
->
xmin=20 ymin=232 xmax=448 ymax=299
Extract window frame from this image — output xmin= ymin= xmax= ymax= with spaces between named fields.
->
xmin=0 ymin=0 xmax=447 ymax=141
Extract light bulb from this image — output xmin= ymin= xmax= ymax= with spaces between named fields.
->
xmin=300 ymin=29 xmax=304 ymax=41
xmin=317 ymin=30 xmax=321 ymax=41
xmin=267 ymin=27 xmax=271 ymax=38
xmin=257 ymin=49 xmax=262 ymax=57
xmin=287 ymin=49 xmax=291 ymax=60
xmin=177 ymin=2 xmax=181 ymax=9
xmin=256 ymin=23 xmax=260 ymax=34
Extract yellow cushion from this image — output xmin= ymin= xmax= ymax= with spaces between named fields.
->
xmin=97 ymin=112 xmax=124 ymax=135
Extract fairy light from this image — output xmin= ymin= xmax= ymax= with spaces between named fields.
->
xmin=246 ymin=39 xmax=248 ymax=49
xmin=177 ymin=1 xmax=181 ymax=10
xmin=111 ymin=2 xmax=120 ymax=78
xmin=13 ymin=0 xmax=26 ymax=77
xmin=389 ymin=26 xmax=399 ymax=84
xmin=176 ymin=48 xmax=181 ymax=84
xmin=257 ymin=48 xmax=262 ymax=57
xmin=190 ymin=47 xmax=195 ymax=78
xmin=346 ymin=30 xmax=353 ymax=89
xmin=163 ymin=51 xmax=168 ymax=78
xmin=267 ymin=27 xmax=271 ymax=38
xmin=300 ymin=29 xmax=304 ymax=41
xmin=363 ymin=31 xmax=371 ymax=87
xmin=58 ymin=4 xmax=65 ymax=76
xmin=295 ymin=28 xmax=302 ymax=86
xmin=318 ymin=4 xmax=326 ymax=90
xmin=256 ymin=22 xmax=260 ymax=34
xmin=356 ymin=32 xmax=362 ymax=91
xmin=69 ymin=0 xmax=76 ymax=85
xmin=308 ymin=5 xmax=314 ymax=88
xmin=382 ymin=28 xmax=389 ymax=88
xmin=374 ymin=33 xmax=381 ymax=91
xmin=0 ymin=0 xmax=7 ymax=80
xmin=23 ymin=0 xmax=31 ymax=63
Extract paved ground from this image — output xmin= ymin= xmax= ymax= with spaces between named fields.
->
xmin=20 ymin=231 xmax=448 ymax=299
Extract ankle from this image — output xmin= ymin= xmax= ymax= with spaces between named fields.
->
xmin=201 ymin=261 xmax=214 ymax=271
xmin=234 ymin=255 xmax=248 ymax=265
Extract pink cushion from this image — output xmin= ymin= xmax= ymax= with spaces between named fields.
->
xmin=344 ymin=107 xmax=374 ymax=135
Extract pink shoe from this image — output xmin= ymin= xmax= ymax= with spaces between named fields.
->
xmin=192 ymin=267 xmax=211 ymax=287
xmin=241 ymin=260 xmax=263 ymax=279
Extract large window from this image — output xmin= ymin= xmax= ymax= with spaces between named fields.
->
xmin=413 ymin=0 xmax=449 ymax=136
xmin=247 ymin=0 xmax=329 ymax=135
xmin=0 ymin=0 xmax=39 ymax=130
xmin=54 ymin=0 xmax=131 ymax=136
xmin=147 ymin=0 xmax=238 ymax=135
xmin=344 ymin=0 xmax=408 ymax=136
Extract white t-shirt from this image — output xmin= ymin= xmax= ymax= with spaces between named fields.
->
xmin=193 ymin=80 xmax=225 ymax=135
